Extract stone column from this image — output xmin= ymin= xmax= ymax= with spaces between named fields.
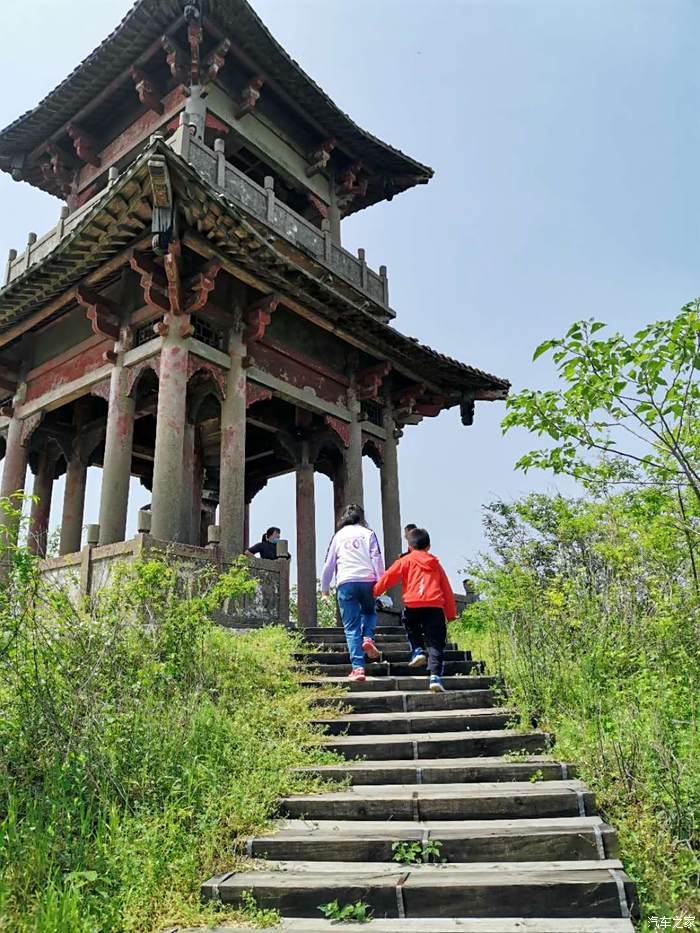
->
xmin=380 ymin=403 xmax=402 ymax=567
xmin=0 ymin=406 xmax=29 ymax=547
xmin=219 ymin=328 xmax=247 ymax=555
xmin=98 ymin=343 xmax=136 ymax=545
xmin=243 ymin=501 xmax=250 ymax=551
xmin=344 ymin=389 xmax=364 ymax=507
xmin=180 ymin=421 xmax=197 ymax=545
xmin=60 ymin=453 xmax=88 ymax=555
xmin=151 ymin=322 xmax=189 ymax=541
xmin=296 ymin=445 xmax=317 ymax=626
xmin=332 ymin=465 xmax=346 ymax=528
xmin=28 ymin=449 xmax=55 ymax=557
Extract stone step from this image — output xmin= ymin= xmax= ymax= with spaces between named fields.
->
xmin=304 ymin=633 xmax=414 ymax=644
xmin=310 ymin=660 xmax=483 ymax=678
xmin=314 ymin=707 xmax=517 ymax=736
xmin=301 ymin=626 xmax=408 ymax=636
xmin=203 ymin=859 xmax=636 ymax=918
xmin=314 ymin=688 xmax=498 ymax=713
xmin=297 ymin=756 xmax=577 ymax=786
xmin=320 ymin=728 xmax=552 ymax=760
xmin=304 ymin=641 xmax=460 ymax=654
xmin=281 ymin=780 xmax=595 ymax=821
xmin=179 ymin=918 xmax=636 ymax=933
xmin=246 ymin=816 xmax=616 ymax=863
xmin=300 ymin=650 xmax=470 ymax=665
xmin=304 ymin=675 xmax=499 ymax=693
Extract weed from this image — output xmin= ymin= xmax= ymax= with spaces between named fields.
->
xmin=319 ymin=899 xmax=373 ymax=923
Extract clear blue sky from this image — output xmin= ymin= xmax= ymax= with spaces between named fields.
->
xmin=1 ymin=1 xmax=698 ymax=584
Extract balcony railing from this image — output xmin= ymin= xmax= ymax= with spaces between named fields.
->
xmin=4 ymin=129 xmax=391 ymax=314
xmin=174 ymin=129 xmax=390 ymax=311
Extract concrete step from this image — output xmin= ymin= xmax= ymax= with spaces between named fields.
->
xmin=314 ymin=688 xmax=497 ymax=714
xmin=320 ymin=728 xmax=552 ymax=760
xmin=203 ymin=858 xmax=636 ymax=918
xmin=179 ymin=918 xmax=636 ymax=933
xmin=310 ymin=660 xmax=483 ymax=678
xmin=297 ymin=756 xmax=577 ymax=786
xmin=300 ymin=650 xmax=470 ymax=665
xmin=246 ymin=816 xmax=617 ymax=863
xmin=304 ymin=675 xmax=499 ymax=693
xmin=282 ymin=780 xmax=595 ymax=821
xmin=314 ymin=707 xmax=517 ymax=736
xmin=301 ymin=626 xmax=408 ymax=636
xmin=304 ymin=633 xmax=414 ymax=644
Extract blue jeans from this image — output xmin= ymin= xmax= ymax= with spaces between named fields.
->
xmin=337 ymin=581 xmax=377 ymax=670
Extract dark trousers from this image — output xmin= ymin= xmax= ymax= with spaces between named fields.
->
xmin=403 ymin=606 xmax=447 ymax=676
xmin=401 ymin=608 xmax=425 ymax=655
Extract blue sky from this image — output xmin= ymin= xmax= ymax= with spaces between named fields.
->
xmin=1 ymin=0 xmax=698 ymax=584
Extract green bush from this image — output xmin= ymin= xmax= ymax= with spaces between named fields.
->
xmin=0 ymin=519 xmax=337 ymax=932
xmin=451 ymin=491 xmax=700 ymax=918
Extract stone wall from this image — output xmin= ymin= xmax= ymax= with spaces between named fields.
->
xmin=38 ymin=534 xmax=290 ymax=629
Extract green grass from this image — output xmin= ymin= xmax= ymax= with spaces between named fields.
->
xmin=0 ymin=553 xmax=340 ymax=932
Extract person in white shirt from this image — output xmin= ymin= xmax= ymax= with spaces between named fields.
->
xmin=320 ymin=503 xmax=385 ymax=682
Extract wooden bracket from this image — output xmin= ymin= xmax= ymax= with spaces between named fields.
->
xmin=235 ymin=76 xmax=264 ymax=119
xmin=356 ymin=362 xmax=391 ymax=400
xmin=147 ymin=156 xmax=174 ymax=254
xmin=460 ymin=397 xmax=475 ymax=426
xmin=306 ymin=138 xmax=336 ymax=177
xmin=337 ymin=161 xmax=369 ymax=209
xmin=75 ymin=284 xmax=121 ymax=340
xmin=306 ymin=194 xmax=329 ymax=221
xmin=39 ymin=144 xmax=75 ymax=197
xmin=161 ymin=36 xmax=189 ymax=85
xmin=187 ymin=18 xmax=203 ymax=86
xmin=202 ymin=38 xmax=231 ymax=85
xmin=66 ymin=124 xmax=101 ymax=167
xmin=129 ymin=251 xmax=170 ymax=313
xmin=163 ymin=240 xmax=183 ymax=315
xmin=243 ymin=293 xmax=279 ymax=342
xmin=186 ymin=260 xmax=222 ymax=312
xmin=129 ymin=66 xmax=165 ymax=115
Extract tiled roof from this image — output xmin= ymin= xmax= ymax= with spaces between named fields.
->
xmin=0 ymin=0 xmax=433 ymax=212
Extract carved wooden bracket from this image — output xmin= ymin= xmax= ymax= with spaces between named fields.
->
xmin=460 ymin=397 xmax=475 ymax=426
xmin=356 ymin=362 xmax=391 ymax=400
xmin=306 ymin=138 xmax=336 ymax=177
xmin=337 ymin=162 xmax=369 ymax=205
xmin=75 ymin=284 xmax=121 ymax=341
xmin=161 ymin=36 xmax=189 ymax=86
xmin=126 ymin=358 xmax=160 ymax=397
xmin=66 ymin=124 xmax=101 ymax=167
xmin=187 ymin=15 xmax=203 ymax=86
xmin=324 ymin=414 xmax=351 ymax=448
xmin=130 ymin=251 xmax=170 ymax=314
xmin=147 ymin=155 xmax=174 ymax=254
xmin=39 ymin=144 xmax=75 ymax=197
xmin=186 ymin=260 xmax=222 ymax=312
xmin=243 ymin=293 xmax=279 ymax=342
xmin=188 ymin=357 xmax=227 ymax=399
xmin=90 ymin=379 xmax=112 ymax=404
xmin=306 ymin=194 xmax=329 ymax=221
xmin=129 ymin=66 xmax=165 ymax=115
xmin=163 ymin=240 xmax=183 ymax=314
xmin=235 ymin=76 xmax=264 ymax=119
xmin=246 ymin=383 xmax=272 ymax=408
xmin=202 ymin=38 xmax=231 ymax=85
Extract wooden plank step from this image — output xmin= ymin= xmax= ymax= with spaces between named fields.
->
xmin=179 ymin=918 xmax=636 ymax=933
xmin=300 ymin=649 xmax=470 ymax=665
xmin=281 ymin=780 xmax=594 ymax=821
xmin=297 ymin=756 xmax=576 ymax=786
xmin=202 ymin=860 xmax=636 ymax=918
xmin=304 ymin=633 xmax=413 ymax=643
xmin=314 ymin=707 xmax=516 ymax=736
xmin=314 ymin=688 xmax=497 ymax=713
xmin=248 ymin=816 xmax=616 ymax=863
xmin=303 ymin=675 xmax=499 ymax=693
xmin=311 ymin=660 xmax=482 ymax=678
xmin=302 ymin=626 xmax=407 ymax=635
xmin=320 ymin=728 xmax=552 ymax=760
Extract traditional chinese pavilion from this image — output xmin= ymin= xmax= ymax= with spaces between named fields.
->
xmin=0 ymin=0 xmax=509 ymax=624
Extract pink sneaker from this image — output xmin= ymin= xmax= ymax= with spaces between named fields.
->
xmin=362 ymin=637 xmax=380 ymax=660
xmin=348 ymin=667 xmax=366 ymax=683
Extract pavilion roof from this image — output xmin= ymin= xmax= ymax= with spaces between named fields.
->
xmin=0 ymin=141 xmax=508 ymax=401
xmin=0 ymin=0 xmax=433 ymax=213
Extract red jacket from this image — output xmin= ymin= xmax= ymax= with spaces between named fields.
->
xmin=373 ymin=549 xmax=457 ymax=620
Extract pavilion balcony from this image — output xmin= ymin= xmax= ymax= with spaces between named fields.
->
xmin=4 ymin=125 xmax=392 ymax=318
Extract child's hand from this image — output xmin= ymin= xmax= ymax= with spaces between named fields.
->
xmin=321 ymin=591 xmax=330 ymax=599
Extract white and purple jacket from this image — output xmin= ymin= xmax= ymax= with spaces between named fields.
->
xmin=321 ymin=524 xmax=385 ymax=591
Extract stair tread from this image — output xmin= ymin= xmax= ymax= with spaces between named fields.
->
xmin=315 ymin=707 xmax=515 ymax=724
xmin=322 ymin=728 xmax=548 ymax=745
xmin=284 ymin=780 xmax=589 ymax=802
xmin=304 ymin=755 xmax=560 ymax=771
xmin=245 ymin=859 xmax=624 ymax=874
xmin=179 ymin=920 xmax=635 ymax=933
xmin=254 ymin=815 xmax=607 ymax=835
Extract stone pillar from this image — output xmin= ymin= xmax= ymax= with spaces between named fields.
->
xmin=296 ymin=446 xmax=317 ymax=626
xmin=344 ymin=389 xmax=364 ymax=507
xmin=380 ymin=404 xmax=402 ymax=567
xmin=219 ymin=328 xmax=247 ymax=555
xmin=98 ymin=349 xmax=136 ymax=545
xmin=151 ymin=322 xmax=189 ymax=541
xmin=28 ymin=449 xmax=55 ymax=557
xmin=180 ymin=421 xmax=197 ymax=545
xmin=243 ymin=501 xmax=250 ymax=550
xmin=0 ymin=408 xmax=29 ymax=547
xmin=332 ymin=466 xmax=345 ymax=528
xmin=60 ymin=453 xmax=87 ymax=555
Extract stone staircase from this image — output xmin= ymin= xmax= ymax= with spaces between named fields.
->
xmin=198 ymin=620 xmax=638 ymax=932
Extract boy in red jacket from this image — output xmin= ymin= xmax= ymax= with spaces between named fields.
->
xmin=373 ymin=527 xmax=457 ymax=693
